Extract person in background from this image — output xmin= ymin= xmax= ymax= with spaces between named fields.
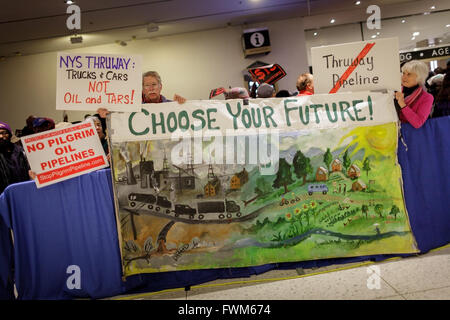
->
xmin=296 ymin=73 xmax=314 ymax=96
xmin=432 ymin=72 xmax=450 ymax=118
xmin=256 ymin=83 xmax=275 ymax=98
xmin=32 ymin=117 xmax=55 ymax=133
xmin=224 ymin=87 xmax=250 ymax=100
xmin=19 ymin=115 xmax=35 ymax=137
xmin=394 ymin=60 xmax=434 ymax=129
xmin=0 ymin=121 xmax=30 ymax=194
xmin=96 ymin=70 xmax=187 ymax=126
xmin=142 ymin=71 xmax=186 ymax=104
xmin=84 ymin=116 xmax=109 ymax=157
xmin=276 ymin=90 xmax=291 ymax=98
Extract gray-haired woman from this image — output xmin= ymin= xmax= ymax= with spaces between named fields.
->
xmin=394 ymin=60 xmax=434 ymax=128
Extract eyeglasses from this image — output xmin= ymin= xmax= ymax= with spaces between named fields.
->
xmin=143 ymin=83 xmax=160 ymax=89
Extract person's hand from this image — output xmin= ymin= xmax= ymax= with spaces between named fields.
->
xmin=173 ymin=94 xmax=186 ymax=104
xmin=395 ymin=91 xmax=406 ymax=108
xmin=96 ymin=108 xmax=110 ymax=118
xmin=28 ymin=170 xmax=36 ymax=180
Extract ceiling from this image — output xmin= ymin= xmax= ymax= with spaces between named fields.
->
xmin=0 ymin=0 xmax=449 ymax=58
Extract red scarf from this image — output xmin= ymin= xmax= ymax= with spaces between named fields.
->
xmin=403 ymin=86 xmax=423 ymax=106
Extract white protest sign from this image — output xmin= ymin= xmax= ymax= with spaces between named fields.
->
xmin=22 ymin=120 xmax=109 ymax=188
xmin=311 ymin=37 xmax=401 ymax=94
xmin=56 ymin=52 xmax=142 ymax=112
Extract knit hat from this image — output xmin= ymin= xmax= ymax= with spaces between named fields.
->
xmin=0 ymin=121 xmax=12 ymax=135
xmin=33 ymin=117 xmax=55 ymax=129
xmin=256 ymin=83 xmax=275 ymax=98
xmin=224 ymin=87 xmax=250 ymax=100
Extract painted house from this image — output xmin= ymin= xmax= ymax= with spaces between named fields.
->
xmin=315 ymin=166 xmax=328 ymax=181
xmin=331 ymin=159 xmax=342 ymax=172
xmin=204 ymin=178 xmax=220 ymax=197
xmin=347 ymin=164 xmax=361 ymax=179
xmin=230 ymin=168 xmax=249 ymax=190
xmin=352 ymin=179 xmax=367 ymax=191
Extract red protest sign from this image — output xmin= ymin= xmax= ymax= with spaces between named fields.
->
xmin=248 ymin=64 xmax=286 ymax=85
xmin=22 ymin=120 xmax=108 ymax=188
xmin=209 ymin=87 xmax=226 ymax=99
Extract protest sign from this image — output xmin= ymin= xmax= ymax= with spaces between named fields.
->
xmin=22 ymin=120 xmax=109 ymax=188
xmin=311 ymin=38 xmax=401 ymax=94
xmin=248 ymin=63 xmax=286 ymax=85
xmin=56 ymin=52 xmax=142 ymax=112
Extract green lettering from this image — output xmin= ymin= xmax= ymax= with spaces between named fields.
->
xmin=151 ymin=112 xmax=166 ymax=134
xmin=207 ymin=108 xmax=219 ymax=130
xmin=226 ymin=102 xmax=241 ymax=129
xmin=283 ymin=99 xmax=298 ymax=126
xmin=310 ymin=104 xmax=323 ymax=124
xmin=128 ymin=108 xmax=149 ymax=136
xmin=324 ymin=103 xmax=338 ymax=123
xmin=352 ymin=100 xmax=366 ymax=121
xmin=241 ymin=108 xmax=252 ymax=128
xmin=298 ymin=105 xmax=310 ymax=125
xmin=167 ymin=112 xmax=178 ymax=133
xmin=262 ymin=106 xmax=277 ymax=128
xmin=178 ymin=111 xmax=190 ymax=131
xmin=191 ymin=109 xmax=206 ymax=130
xmin=339 ymin=101 xmax=355 ymax=122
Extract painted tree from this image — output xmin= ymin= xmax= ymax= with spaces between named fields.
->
xmin=362 ymin=204 xmax=369 ymax=219
xmin=374 ymin=204 xmax=384 ymax=218
xmin=293 ymin=150 xmax=313 ymax=185
xmin=273 ymin=158 xmax=294 ymax=194
xmin=343 ymin=149 xmax=351 ymax=173
xmin=363 ymin=157 xmax=371 ymax=178
xmin=254 ymin=176 xmax=272 ymax=197
xmin=390 ymin=205 xmax=400 ymax=220
xmin=323 ymin=148 xmax=332 ymax=172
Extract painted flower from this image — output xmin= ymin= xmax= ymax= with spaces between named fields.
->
xmin=311 ymin=201 xmax=316 ymax=208
xmin=303 ymin=204 xmax=308 ymax=210
xmin=285 ymin=213 xmax=292 ymax=220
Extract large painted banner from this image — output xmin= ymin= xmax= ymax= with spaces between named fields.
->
xmin=109 ymin=92 xmax=418 ymax=276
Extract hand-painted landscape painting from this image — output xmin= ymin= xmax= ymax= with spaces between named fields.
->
xmin=111 ymin=122 xmax=417 ymax=276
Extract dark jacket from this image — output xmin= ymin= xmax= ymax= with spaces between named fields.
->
xmin=0 ymin=144 xmax=30 ymax=194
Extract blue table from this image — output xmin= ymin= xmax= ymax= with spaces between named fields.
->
xmin=1 ymin=117 xmax=449 ymax=300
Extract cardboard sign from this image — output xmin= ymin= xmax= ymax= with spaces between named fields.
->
xmin=22 ymin=120 xmax=108 ymax=188
xmin=248 ymin=63 xmax=286 ymax=85
xmin=311 ymin=38 xmax=401 ymax=94
xmin=56 ymin=52 xmax=142 ymax=112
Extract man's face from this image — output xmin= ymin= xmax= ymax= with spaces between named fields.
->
xmin=0 ymin=129 xmax=11 ymax=142
xmin=93 ymin=119 xmax=105 ymax=139
xmin=142 ymin=76 xmax=162 ymax=103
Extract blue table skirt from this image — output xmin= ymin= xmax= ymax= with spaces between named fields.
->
xmin=1 ymin=116 xmax=449 ymax=299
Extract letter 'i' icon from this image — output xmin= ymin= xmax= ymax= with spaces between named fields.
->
xmin=250 ymin=32 xmax=264 ymax=47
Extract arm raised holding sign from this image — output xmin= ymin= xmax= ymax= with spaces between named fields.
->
xmin=394 ymin=60 xmax=434 ymax=129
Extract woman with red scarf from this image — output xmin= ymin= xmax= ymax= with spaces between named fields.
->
xmin=395 ymin=60 xmax=434 ymax=129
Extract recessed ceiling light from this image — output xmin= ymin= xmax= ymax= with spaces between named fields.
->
xmin=411 ymin=36 xmax=416 ymax=41
xmin=413 ymin=32 xmax=420 ymax=36
xmin=371 ymin=35 xmax=377 ymax=39
xmin=330 ymin=18 xmax=335 ymax=24
xmin=313 ymin=32 xmax=318 ymax=36
xmin=446 ymin=24 xmax=450 ymax=27
xmin=65 ymin=0 xmax=75 ymax=4
xmin=401 ymin=19 xmax=406 ymax=23
xmin=355 ymin=1 xmax=361 ymax=5
xmin=424 ymin=12 xmax=430 ymax=15
xmin=430 ymin=6 xmax=435 ymax=10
